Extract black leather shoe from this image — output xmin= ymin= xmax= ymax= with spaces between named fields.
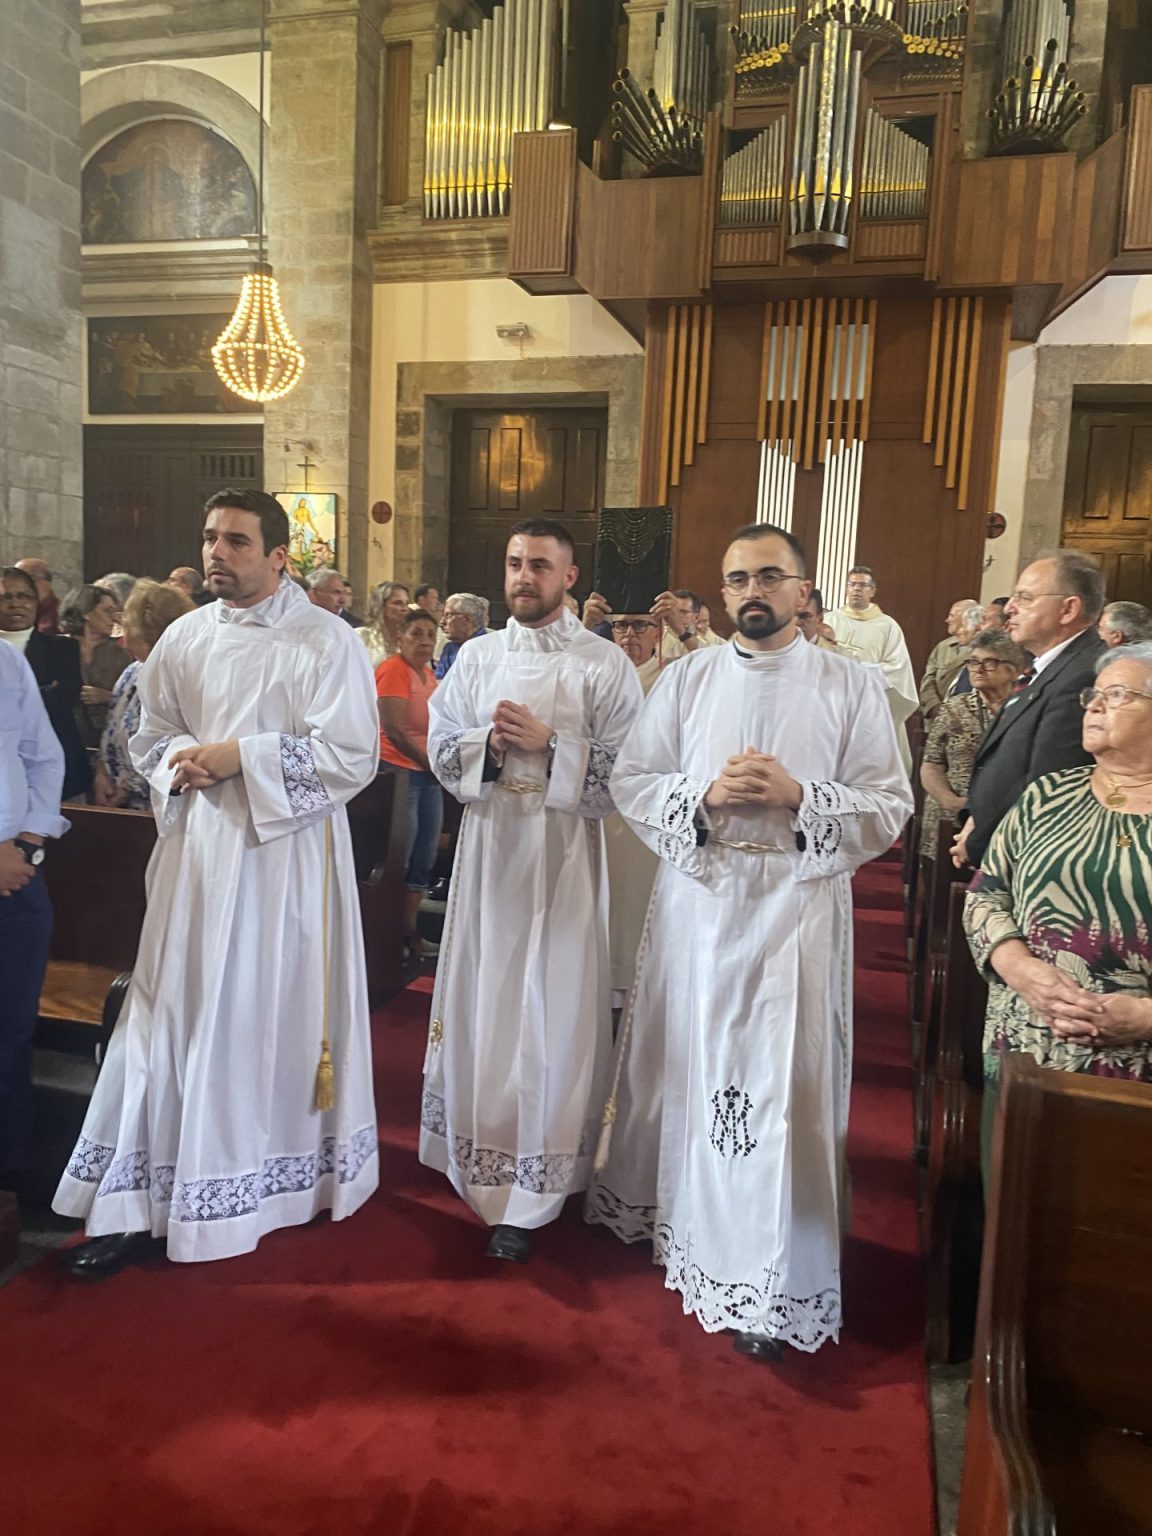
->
xmin=61 ymin=1231 xmax=155 ymax=1281
xmin=732 ymin=1331 xmax=783 ymax=1363
xmin=485 ymin=1224 xmax=531 ymax=1264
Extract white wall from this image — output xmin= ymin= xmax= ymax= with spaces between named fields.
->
xmin=983 ymin=276 xmax=1152 ymax=599
xmin=82 ymin=54 xmax=266 ymax=112
xmin=366 ymin=278 xmax=643 ymax=580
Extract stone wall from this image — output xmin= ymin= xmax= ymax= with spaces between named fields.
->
xmin=0 ymin=0 xmax=84 ymax=580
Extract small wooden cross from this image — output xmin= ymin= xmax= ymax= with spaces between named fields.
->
xmin=296 ymin=453 xmax=317 ymax=492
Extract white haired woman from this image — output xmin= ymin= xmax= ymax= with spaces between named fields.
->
xmin=964 ymin=642 xmax=1152 ymax=1168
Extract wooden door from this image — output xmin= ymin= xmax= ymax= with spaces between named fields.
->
xmin=1062 ymin=406 xmax=1152 ymax=602
xmin=449 ymin=408 xmax=606 ymax=624
xmin=83 ymin=426 xmax=263 ymax=580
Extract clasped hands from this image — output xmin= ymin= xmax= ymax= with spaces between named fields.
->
xmin=489 ymin=701 xmax=553 ymax=757
xmin=168 ymin=740 xmax=242 ymax=794
xmin=705 ymin=748 xmax=803 ymax=812
xmin=994 ymin=941 xmax=1152 ymax=1047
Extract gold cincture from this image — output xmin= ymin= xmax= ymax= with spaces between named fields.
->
xmin=498 ymin=778 xmax=546 ymax=794
xmin=711 ymin=835 xmax=789 ymax=854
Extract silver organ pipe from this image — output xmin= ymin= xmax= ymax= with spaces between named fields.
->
xmin=737 ymin=1 xmax=799 ymax=51
xmin=719 ymin=118 xmax=787 ymax=226
xmin=611 ymin=0 xmax=712 ymax=174
xmin=423 ymin=0 xmax=556 ymax=220
xmin=858 ymin=111 xmax=930 ymax=220
xmin=788 ymin=16 xmax=862 ymax=249
xmin=652 ymin=0 xmax=711 ymax=124
xmin=990 ymin=0 xmax=1083 ymax=150
xmin=905 ymin=0 xmax=968 ymax=35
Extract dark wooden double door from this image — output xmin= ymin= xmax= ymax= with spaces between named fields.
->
xmin=449 ymin=408 xmax=607 ymax=624
xmin=1062 ymin=405 xmax=1152 ymax=602
xmin=83 ymin=425 xmax=263 ymax=580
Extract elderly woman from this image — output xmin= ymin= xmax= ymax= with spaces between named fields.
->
xmin=355 ymin=579 xmax=410 ymax=668
xmin=965 ymin=643 xmax=1152 ymax=1164
xmin=60 ymin=583 xmax=132 ymax=746
xmin=919 ymin=628 xmax=1026 ymax=856
xmin=93 ymin=580 xmax=193 ymax=809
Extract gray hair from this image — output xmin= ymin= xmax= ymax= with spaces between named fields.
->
xmin=959 ymin=603 xmax=984 ymax=634
xmin=446 ymin=591 xmax=487 ymax=628
xmin=968 ymin=628 xmax=1028 ymax=670
xmin=95 ymin=571 xmax=136 ymax=606
xmin=1100 ymin=601 xmax=1152 ymax=644
xmin=1096 ymin=641 xmax=1152 ymax=685
xmin=1036 ymin=549 xmax=1106 ymax=623
xmin=366 ymin=579 xmax=410 ymax=626
xmin=306 ymin=565 xmax=346 ymax=590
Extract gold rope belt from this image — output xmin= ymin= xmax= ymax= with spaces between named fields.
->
xmin=710 ymin=835 xmax=789 ymax=854
xmin=497 ymin=778 xmax=545 ymax=795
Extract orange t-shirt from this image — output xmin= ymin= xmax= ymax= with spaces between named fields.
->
xmin=375 ymin=655 xmax=438 ymax=769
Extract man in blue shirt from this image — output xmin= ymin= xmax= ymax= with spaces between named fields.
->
xmin=434 ymin=591 xmax=487 ymax=679
xmin=0 ymin=642 xmax=68 ymax=1194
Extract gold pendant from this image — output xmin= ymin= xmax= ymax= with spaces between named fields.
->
xmin=1106 ymin=789 xmax=1126 ymax=809
xmin=1119 ymin=834 xmax=1133 ymax=849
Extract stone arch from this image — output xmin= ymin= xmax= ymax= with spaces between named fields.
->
xmin=81 ymin=64 xmax=263 ymax=182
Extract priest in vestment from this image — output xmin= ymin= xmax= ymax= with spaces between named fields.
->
xmin=423 ymin=520 xmax=642 ymax=1264
xmin=828 ymin=565 xmax=918 ymax=771
xmin=54 ymin=491 xmax=381 ymax=1275
xmin=587 ymin=524 xmax=911 ymax=1359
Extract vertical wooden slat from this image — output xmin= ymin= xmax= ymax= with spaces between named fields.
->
xmin=946 ymin=297 xmax=971 ymax=488
xmin=802 ymin=297 xmax=825 ymax=470
xmin=381 ymin=42 xmax=413 ymax=207
xmin=781 ymin=299 xmax=798 ymax=449
xmin=791 ymin=299 xmax=812 ymax=464
xmin=844 ymin=298 xmax=863 ymax=447
xmin=923 ymin=296 xmax=942 ymax=444
xmin=933 ymin=297 xmax=955 ymax=466
xmin=670 ymin=307 xmax=689 ymax=488
xmin=818 ymin=297 xmax=838 ymax=463
xmin=758 ymin=302 xmax=774 ymax=442
xmin=697 ymin=303 xmax=713 ymax=446
xmin=831 ymin=294 xmax=849 ymax=452
xmin=656 ymin=308 xmax=677 ymax=502
xmin=957 ymin=297 xmax=984 ymax=509
xmin=683 ymin=305 xmax=701 ymax=469
xmin=860 ymin=298 xmax=878 ymax=441
xmin=638 ymin=307 xmax=667 ymax=504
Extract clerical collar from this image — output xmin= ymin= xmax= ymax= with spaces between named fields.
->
xmin=217 ymin=574 xmax=306 ymax=628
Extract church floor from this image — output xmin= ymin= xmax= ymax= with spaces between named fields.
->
xmin=0 ymin=858 xmax=943 ymax=1536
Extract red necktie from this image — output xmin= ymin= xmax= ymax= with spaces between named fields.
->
xmin=1009 ymin=665 xmax=1036 ymax=699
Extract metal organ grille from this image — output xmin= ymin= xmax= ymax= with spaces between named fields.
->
xmin=423 ymin=0 xmax=556 ymax=220
xmin=719 ymin=120 xmax=787 ymax=226
xmin=858 ymin=112 xmax=930 ymax=219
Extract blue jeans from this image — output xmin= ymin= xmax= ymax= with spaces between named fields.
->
xmin=405 ymin=770 xmax=444 ymax=891
xmin=0 ymin=874 xmax=53 ymax=1174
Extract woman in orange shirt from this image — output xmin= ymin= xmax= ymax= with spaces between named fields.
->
xmin=376 ymin=610 xmax=442 ymax=956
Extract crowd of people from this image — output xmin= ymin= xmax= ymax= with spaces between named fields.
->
xmin=3 ymin=490 xmax=1152 ymax=1365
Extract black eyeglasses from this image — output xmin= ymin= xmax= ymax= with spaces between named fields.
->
xmin=720 ymin=569 xmax=802 ymax=595
xmin=611 ymin=619 xmax=657 ymax=635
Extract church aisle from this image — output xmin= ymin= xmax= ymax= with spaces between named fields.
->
xmin=0 ymin=858 xmax=933 ymax=1536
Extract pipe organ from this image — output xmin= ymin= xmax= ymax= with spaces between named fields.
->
xmin=788 ymin=15 xmax=865 ymax=250
xmin=423 ymin=0 xmax=557 ymax=220
xmin=719 ymin=120 xmax=786 ymax=226
xmin=859 ymin=112 xmax=931 ymax=220
xmin=989 ymin=0 xmax=1083 ymax=153
xmin=611 ymin=0 xmax=712 ymax=174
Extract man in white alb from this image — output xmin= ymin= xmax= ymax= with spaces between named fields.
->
xmin=423 ymin=518 xmax=642 ymax=1264
xmin=829 ymin=564 xmax=918 ymax=770
xmin=587 ymin=523 xmax=911 ymax=1360
xmin=55 ymin=490 xmax=381 ymax=1276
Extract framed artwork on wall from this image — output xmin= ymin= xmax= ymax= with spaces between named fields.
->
xmin=275 ymin=492 xmax=338 ymax=575
xmin=87 ymin=315 xmax=261 ymax=415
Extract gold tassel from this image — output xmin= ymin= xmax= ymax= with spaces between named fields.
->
xmin=593 ymin=1096 xmax=617 ymax=1174
xmin=314 ymin=818 xmax=335 ymax=1112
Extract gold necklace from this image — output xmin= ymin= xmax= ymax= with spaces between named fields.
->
xmin=1099 ymin=767 xmax=1152 ymax=810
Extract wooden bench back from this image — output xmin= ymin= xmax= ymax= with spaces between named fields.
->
xmin=45 ymin=805 xmax=156 ymax=974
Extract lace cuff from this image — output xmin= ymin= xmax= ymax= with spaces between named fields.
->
xmin=654 ymin=773 xmax=711 ymax=867
xmin=281 ymin=734 xmax=333 ymax=824
xmin=432 ymin=730 xmax=465 ymax=793
xmin=137 ymin=734 xmax=174 ymax=778
xmin=792 ymin=779 xmax=866 ymax=873
xmin=579 ymin=739 xmax=617 ymax=818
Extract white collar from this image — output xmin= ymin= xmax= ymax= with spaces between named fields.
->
xmin=216 ymin=575 xmax=307 ymax=628
xmin=1031 ymin=631 xmax=1083 ymax=676
xmin=0 ymin=627 xmax=34 ymax=653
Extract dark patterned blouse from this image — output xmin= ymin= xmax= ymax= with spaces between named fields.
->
xmin=921 ymin=691 xmax=992 ymax=854
xmin=964 ymin=766 xmax=1152 ymax=1082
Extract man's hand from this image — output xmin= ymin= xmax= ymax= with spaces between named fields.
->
xmin=0 ymin=841 xmax=35 ymax=898
xmin=169 ymin=740 xmax=242 ymax=794
xmin=704 ymin=748 xmax=803 ymax=812
xmin=491 ymin=701 xmax=553 ymax=755
xmin=950 ymin=815 xmax=975 ymax=869
xmin=1050 ymin=992 xmax=1152 ymax=1048
xmin=582 ymin=592 xmax=611 ymax=631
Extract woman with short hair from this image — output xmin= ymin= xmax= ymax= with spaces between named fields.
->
xmin=355 ymin=580 xmax=410 ymax=668
xmin=93 ymin=580 xmax=193 ymax=809
xmin=60 ymin=583 xmax=132 ymax=746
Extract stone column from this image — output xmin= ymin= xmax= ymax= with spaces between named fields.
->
xmin=263 ymin=0 xmax=385 ymax=603
xmin=0 ymin=0 xmax=84 ymax=581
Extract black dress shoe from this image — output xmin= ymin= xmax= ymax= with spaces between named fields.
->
xmin=485 ymin=1224 xmax=531 ymax=1264
xmin=61 ymin=1231 xmax=155 ymax=1281
xmin=732 ymin=1331 xmax=783 ymax=1363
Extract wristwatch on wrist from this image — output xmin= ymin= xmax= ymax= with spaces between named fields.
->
xmin=14 ymin=838 xmax=45 ymax=868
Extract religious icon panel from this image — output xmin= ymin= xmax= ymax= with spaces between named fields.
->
xmin=275 ymin=493 xmax=338 ymax=576
xmin=87 ymin=316 xmax=261 ymax=415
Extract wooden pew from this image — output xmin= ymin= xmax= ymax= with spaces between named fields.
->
xmin=911 ymin=816 xmax=966 ymax=1159
xmin=959 ymin=1055 xmax=1152 ymax=1536
xmin=924 ymin=880 xmax=987 ymax=1364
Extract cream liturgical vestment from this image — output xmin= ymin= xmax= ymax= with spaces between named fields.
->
xmin=54 ymin=579 xmax=381 ymax=1262
xmin=423 ymin=607 xmax=643 ymax=1229
xmin=587 ymin=636 xmax=912 ymax=1350
xmin=828 ymin=603 xmax=918 ymax=771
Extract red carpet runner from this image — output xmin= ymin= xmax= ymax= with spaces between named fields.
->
xmin=0 ymin=858 xmax=934 ymax=1536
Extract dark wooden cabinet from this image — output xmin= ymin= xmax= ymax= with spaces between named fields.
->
xmin=1062 ymin=406 xmax=1152 ymax=603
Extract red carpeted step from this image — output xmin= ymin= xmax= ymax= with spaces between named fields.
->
xmin=0 ymin=869 xmax=933 ymax=1536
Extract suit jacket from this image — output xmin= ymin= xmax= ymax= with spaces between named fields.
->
xmin=24 ymin=630 xmax=91 ymax=799
xmin=965 ymin=627 xmax=1106 ymax=866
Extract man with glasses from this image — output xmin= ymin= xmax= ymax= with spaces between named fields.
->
xmin=829 ymin=565 xmax=917 ymax=771
xmin=588 ymin=523 xmax=911 ymax=1362
xmin=952 ymin=550 xmax=1106 ymax=869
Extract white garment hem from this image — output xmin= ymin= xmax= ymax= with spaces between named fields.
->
xmin=419 ymin=1126 xmax=589 ymax=1230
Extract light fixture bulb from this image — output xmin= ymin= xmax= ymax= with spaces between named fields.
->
xmin=212 ymin=263 xmax=305 ymax=403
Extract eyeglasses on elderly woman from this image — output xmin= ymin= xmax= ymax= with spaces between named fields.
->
xmin=1079 ymin=685 xmax=1152 ymax=710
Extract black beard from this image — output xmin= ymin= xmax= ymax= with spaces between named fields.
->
xmin=735 ymin=603 xmax=786 ymax=641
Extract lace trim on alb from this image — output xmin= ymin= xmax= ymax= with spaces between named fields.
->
xmin=137 ymin=734 xmax=174 ymax=778
xmin=432 ymin=731 xmax=465 ymax=793
xmin=280 ymin=733 xmax=333 ymax=823
xmin=580 ymin=739 xmax=617 ymax=817
xmin=796 ymin=779 xmax=866 ymax=864
xmin=584 ymin=1184 xmax=656 ymax=1244
xmin=421 ymin=1089 xmax=592 ymax=1196
xmin=653 ymin=774 xmax=710 ymax=865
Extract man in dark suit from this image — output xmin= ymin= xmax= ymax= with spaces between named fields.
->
xmin=0 ymin=567 xmax=90 ymax=800
xmin=952 ymin=550 xmax=1107 ymax=869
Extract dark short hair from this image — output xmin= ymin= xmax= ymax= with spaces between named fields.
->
xmin=399 ymin=608 xmax=438 ymax=633
xmin=990 ymin=596 xmax=1009 ymax=609
xmin=1 ymin=566 xmax=37 ymax=600
xmin=808 ymin=588 xmax=825 ymax=613
xmin=507 ymin=518 xmax=575 ymax=561
xmin=673 ymin=589 xmax=701 ymax=611
xmin=726 ymin=523 xmax=807 ymax=578
xmin=848 ymin=565 xmax=876 ymax=582
xmin=203 ymin=488 xmax=290 ymax=555
xmin=414 ymin=583 xmax=440 ymax=601
xmin=1048 ymin=549 xmax=1106 ymax=623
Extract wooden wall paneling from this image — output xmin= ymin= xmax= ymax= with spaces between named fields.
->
xmin=572 ymin=166 xmax=704 ymax=300
xmin=923 ymin=298 xmax=942 ymax=444
xmin=759 ymin=302 xmax=774 ymax=442
xmin=712 ymin=228 xmax=781 ymax=267
xmin=831 ymin=296 xmax=847 ymax=452
xmin=697 ymin=111 xmax=722 ymax=290
xmin=380 ymin=42 xmax=412 ymax=207
xmin=697 ymin=304 xmax=713 ymax=447
xmin=1055 ymin=131 xmax=1126 ymax=308
xmin=933 ymin=298 xmax=955 ymax=465
xmin=683 ymin=305 xmax=701 ymax=469
xmin=1122 ymin=85 xmax=1152 ymax=252
xmin=506 ymin=130 xmax=577 ymax=276
xmin=638 ymin=305 xmax=671 ymax=503
xmin=670 ymin=307 xmax=689 ymax=486
xmin=656 ymin=309 xmax=677 ymax=501
xmin=818 ymin=296 xmax=838 ymax=463
xmin=957 ymin=298 xmax=984 ymax=509
xmin=923 ymin=90 xmax=956 ymax=284
xmin=793 ymin=299 xmax=812 ymax=462
xmin=801 ymin=298 xmax=824 ymax=469
xmin=860 ymin=298 xmax=878 ymax=441
xmin=946 ymin=297 xmax=971 ymax=489
xmin=940 ymin=154 xmax=1075 ymax=289
xmin=854 ymin=221 xmax=928 ymax=262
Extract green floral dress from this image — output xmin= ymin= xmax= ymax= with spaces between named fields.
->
xmin=964 ymin=766 xmax=1152 ymax=1083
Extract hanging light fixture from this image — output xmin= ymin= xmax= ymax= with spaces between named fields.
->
xmin=213 ymin=0 xmax=304 ymax=403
